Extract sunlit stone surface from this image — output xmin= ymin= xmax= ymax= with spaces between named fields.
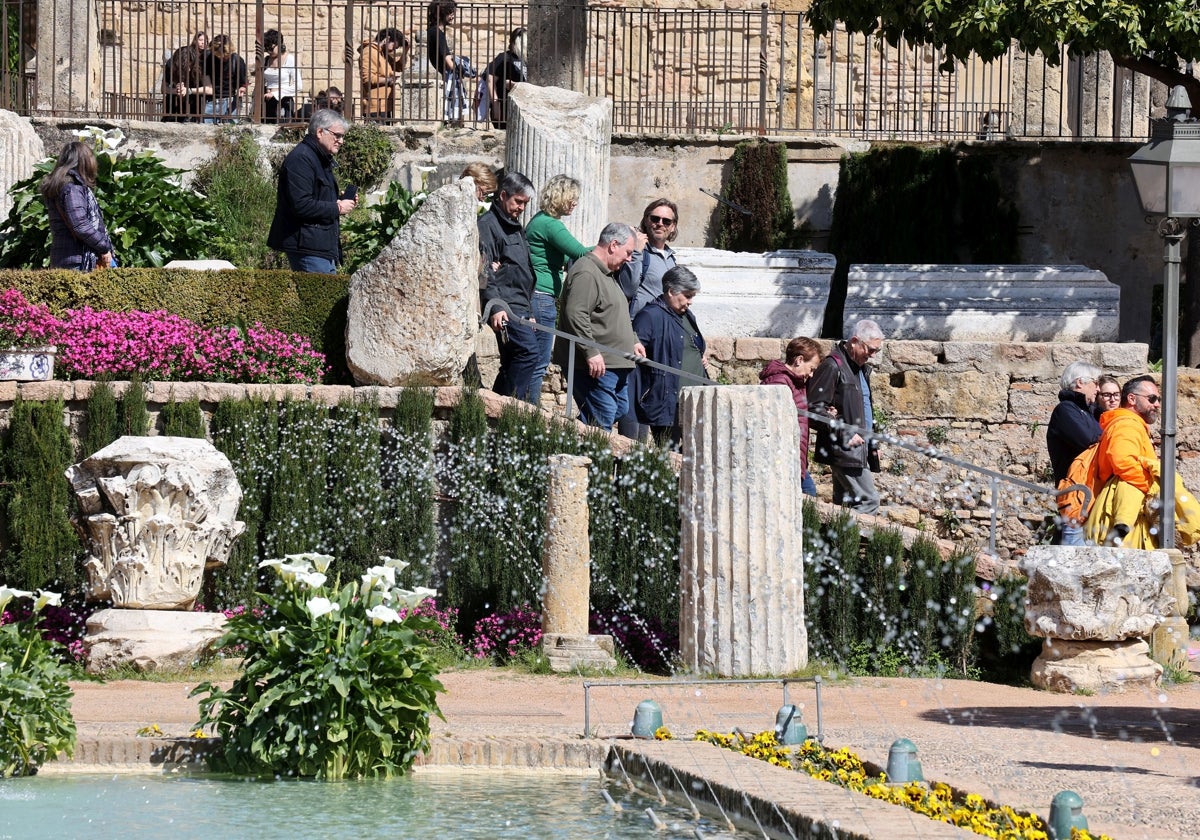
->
xmin=346 ymin=178 xmax=480 ymax=386
xmin=84 ymin=608 xmax=226 ymax=674
xmin=541 ymin=454 xmax=616 ymax=672
xmin=678 ymin=385 xmax=807 ymax=676
xmin=66 ymin=436 xmax=245 ymax=610
xmin=1020 ymin=545 xmax=1171 ymax=692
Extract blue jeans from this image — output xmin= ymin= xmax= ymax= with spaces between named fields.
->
xmin=801 ymin=471 xmax=817 ymax=497
xmin=287 ymin=253 xmax=338 ymax=274
xmin=529 ymin=292 xmax=557 ymax=403
xmin=493 ymin=316 xmax=539 ymax=403
xmin=204 ymin=97 xmax=238 ymax=123
xmin=573 ymin=368 xmax=631 ymax=431
xmin=1058 ymin=521 xmax=1085 ymax=546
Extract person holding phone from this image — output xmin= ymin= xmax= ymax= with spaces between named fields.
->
xmin=267 ymin=109 xmax=357 ymax=274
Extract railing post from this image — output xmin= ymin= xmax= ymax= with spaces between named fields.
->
xmin=757 ymin=3 xmax=769 ymax=135
xmin=252 ymin=1 xmax=265 ymax=124
xmin=344 ymin=1 xmax=356 ymax=121
xmin=989 ymin=475 xmax=999 ymax=556
xmin=565 ymin=339 xmax=577 ymax=420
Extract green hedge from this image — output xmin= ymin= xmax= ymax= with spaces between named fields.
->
xmin=1 ymin=268 xmax=350 ymax=383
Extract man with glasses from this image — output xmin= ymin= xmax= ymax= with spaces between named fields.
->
xmin=267 ymin=109 xmax=357 ymax=274
xmin=1046 ymin=361 xmax=1102 ymax=545
xmin=807 ymin=319 xmax=885 ymax=514
xmin=620 ymin=199 xmax=679 ymax=318
xmin=1086 ymin=375 xmax=1162 ymax=547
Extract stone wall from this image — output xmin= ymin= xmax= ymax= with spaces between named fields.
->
xmin=4 ymin=334 xmax=1198 ymax=576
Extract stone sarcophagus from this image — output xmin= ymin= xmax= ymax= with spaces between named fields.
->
xmin=66 ymin=436 xmax=245 ymax=610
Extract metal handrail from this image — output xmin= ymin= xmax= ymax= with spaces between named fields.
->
xmin=479 ymin=302 xmax=1087 ymax=554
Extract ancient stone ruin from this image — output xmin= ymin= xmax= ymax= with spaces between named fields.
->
xmin=1020 ymin=545 xmax=1175 ymax=693
xmin=65 ymin=436 xmax=245 ymax=672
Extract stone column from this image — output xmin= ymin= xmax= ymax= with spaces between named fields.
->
xmin=678 ymin=385 xmax=807 ymax=676
xmin=541 ymin=454 xmax=616 ymax=672
xmin=527 ymin=0 xmax=586 ymax=93
xmin=36 ymin=0 xmax=101 ymax=112
xmin=1149 ymin=548 xmax=1191 ymax=671
xmin=505 ymin=84 xmax=612 ymax=245
xmin=1020 ymin=546 xmax=1172 ymax=693
xmin=0 ymin=110 xmax=44 ymax=221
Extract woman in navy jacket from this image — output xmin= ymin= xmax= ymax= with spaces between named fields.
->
xmin=42 ymin=141 xmax=114 ymax=272
xmin=632 ymin=265 xmax=707 ymax=448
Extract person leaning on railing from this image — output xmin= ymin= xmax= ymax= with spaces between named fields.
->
xmin=204 ymin=34 xmax=247 ymax=124
xmin=359 ymin=27 xmax=410 ymax=122
xmin=260 ymin=29 xmax=301 ymax=123
xmin=163 ymin=31 xmax=212 ymax=122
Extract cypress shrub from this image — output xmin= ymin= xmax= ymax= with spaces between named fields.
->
xmin=160 ymin=397 xmax=205 ymax=437
xmin=938 ymin=549 xmax=979 ymax=673
xmin=325 ymin=397 xmax=384 ymax=580
xmin=904 ymin=534 xmax=943 ymax=659
xmin=824 ymin=509 xmax=862 ymax=655
xmin=441 ymin=388 xmax=494 ymax=635
xmin=716 ymin=139 xmax=795 ymax=252
xmin=119 ymin=379 xmax=151 ymax=436
xmin=382 ymin=387 xmax=437 ymax=587
xmin=264 ymin=400 xmax=329 ymax=557
xmin=861 ymin=527 xmax=906 ymax=647
xmin=82 ymin=381 xmax=120 ymax=457
xmin=1 ymin=399 xmax=80 ymax=592
xmin=801 ymin=497 xmax=827 ymax=657
xmin=209 ymin=397 xmax=278 ymax=609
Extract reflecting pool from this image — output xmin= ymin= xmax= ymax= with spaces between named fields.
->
xmin=0 ymin=771 xmax=734 ymax=839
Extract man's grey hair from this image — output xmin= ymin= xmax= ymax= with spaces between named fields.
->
xmin=1060 ymin=361 xmax=1101 ymax=392
xmin=598 ymin=222 xmax=636 ymax=247
xmin=498 ymin=171 xmax=536 ymax=200
xmin=850 ymin=319 xmax=884 ymax=342
xmin=308 ymin=108 xmax=347 ymax=136
xmin=662 ymin=265 xmax=700 ymax=295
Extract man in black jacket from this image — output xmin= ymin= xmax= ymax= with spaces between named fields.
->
xmin=478 ymin=171 xmax=538 ymax=402
xmin=267 ymin=109 xmax=357 ymax=274
xmin=807 ymin=319 xmax=885 ymax=514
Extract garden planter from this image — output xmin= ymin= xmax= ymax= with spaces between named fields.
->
xmin=0 ymin=346 xmax=55 ymax=381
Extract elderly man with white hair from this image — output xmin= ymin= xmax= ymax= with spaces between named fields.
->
xmin=1046 ymin=360 xmax=1102 ymax=544
xmin=807 ymin=319 xmax=885 ymax=514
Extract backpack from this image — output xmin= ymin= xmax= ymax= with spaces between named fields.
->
xmin=1057 ymin=442 xmax=1100 ymax=524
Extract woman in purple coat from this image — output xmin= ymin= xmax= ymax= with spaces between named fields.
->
xmin=759 ymin=336 xmax=822 ymax=495
xmin=41 ymin=142 xmax=114 ymax=272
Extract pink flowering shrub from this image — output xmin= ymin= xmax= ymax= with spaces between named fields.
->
xmin=1 ymin=600 xmax=91 ymax=665
xmin=0 ymin=288 xmax=57 ymax=348
xmin=470 ymin=605 xmax=542 ymax=662
xmin=0 ymin=288 xmax=326 ymax=384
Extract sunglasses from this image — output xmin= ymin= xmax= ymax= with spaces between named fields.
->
xmin=648 ymin=214 xmax=675 ymax=226
xmin=1133 ymin=393 xmax=1160 ymax=404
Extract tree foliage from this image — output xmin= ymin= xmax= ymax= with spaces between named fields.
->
xmin=806 ymin=0 xmax=1200 ymax=100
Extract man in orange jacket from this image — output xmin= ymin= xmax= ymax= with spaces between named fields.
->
xmin=1087 ymin=375 xmax=1160 ymax=546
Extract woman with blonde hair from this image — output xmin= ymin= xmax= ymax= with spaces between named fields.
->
xmin=525 ymin=174 xmax=590 ymax=402
xmin=42 ymin=141 xmax=115 ymax=272
xmin=460 ymin=162 xmax=497 ymax=204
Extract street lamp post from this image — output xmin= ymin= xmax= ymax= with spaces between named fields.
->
xmin=1127 ymin=86 xmax=1200 ymax=549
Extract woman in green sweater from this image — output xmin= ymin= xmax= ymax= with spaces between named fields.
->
xmin=525 ymin=174 xmax=590 ymax=403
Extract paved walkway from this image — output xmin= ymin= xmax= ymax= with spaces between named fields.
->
xmin=60 ymin=670 xmax=1200 ymax=840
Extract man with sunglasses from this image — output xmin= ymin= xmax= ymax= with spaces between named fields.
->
xmin=1086 ymin=375 xmax=1161 ymax=547
xmin=267 ymin=109 xmax=357 ymax=274
xmin=807 ymin=319 xmax=885 ymax=514
xmin=620 ymin=199 xmax=679 ymax=318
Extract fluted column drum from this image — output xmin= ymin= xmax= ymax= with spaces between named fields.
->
xmin=506 ymin=85 xmax=612 ymax=245
xmin=678 ymin=385 xmax=807 ymax=676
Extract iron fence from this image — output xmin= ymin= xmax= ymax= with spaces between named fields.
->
xmin=0 ymin=0 xmax=1164 ymax=140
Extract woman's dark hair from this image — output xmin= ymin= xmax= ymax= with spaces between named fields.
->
xmin=210 ymin=34 xmax=232 ymax=59
xmin=264 ymin=29 xmax=285 ymax=65
xmin=639 ymin=197 xmax=679 ymax=242
xmin=427 ymin=0 xmax=457 ymax=28
xmin=41 ymin=141 xmax=98 ymax=201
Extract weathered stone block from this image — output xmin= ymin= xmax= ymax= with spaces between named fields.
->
xmin=84 ymin=608 xmax=227 ymax=674
xmin=705 ymin=336 xmax=734 ymax=362
xmin=1030 ymin=638 xmax=1162 ymax=694
xmin=882 ymin=370 xmax=1008 ymax=422
xmin=1020 ymin=545 xmax=1173 ymax=641
xmin=734 ymin=337 xmax=783 ymax=361
xmin=885 ymin=340 xmax=941 ymax=367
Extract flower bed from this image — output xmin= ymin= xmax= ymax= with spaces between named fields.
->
xmin=0 ymin=288 xmax=325 ymax=384
xmin=693 ymin=730 xmax=1114 ymax=840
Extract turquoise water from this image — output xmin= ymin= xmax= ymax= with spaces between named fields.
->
xmin=0 ymin=772 xmax=732 ymax=839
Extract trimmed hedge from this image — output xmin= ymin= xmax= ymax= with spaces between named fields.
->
xmin=1 ymin=268 xmax=350 ymax=383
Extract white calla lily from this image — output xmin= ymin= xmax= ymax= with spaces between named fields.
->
xmin=306 ymin=597 xmax=339 ymax=619
xmin=0 ymin=586 xmax=33 ymax=613
xmin=379 ymin=555 xmax=410 ymax=572
xmin=33 ymin=590 xmax=63 ymax=611
xmin=366 ymin=605 xmax=401 ymax=626
xmin=295 ymin=571 xmax=327 ymax=589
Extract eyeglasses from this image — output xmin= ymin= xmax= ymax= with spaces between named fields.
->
xmin=648 ymin=215 xmax=675 ymax=226
xmin=325 ymin=129 xmax=346 ymax=142
xmin=1133 ymin=392 xmax=1160 ymax=404
xmin=1098 ymin=391 xmax=1121 ymax=400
